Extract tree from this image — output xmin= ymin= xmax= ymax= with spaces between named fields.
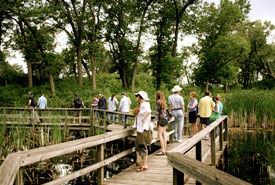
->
xmin=192 ymin=0 xmax=250 ymax=91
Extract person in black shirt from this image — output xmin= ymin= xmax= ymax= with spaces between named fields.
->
xmin=73 ymin=94 xmax=85 ymax=123
xmin=98 ymin=93 xmax=107 ymax=119
xmin=26 ymin=92 xmax=40 ymax=124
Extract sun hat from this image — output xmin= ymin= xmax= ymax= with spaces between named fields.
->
xmin=172 ymin=85 xmax=182 ymax=92
xmin=135 ymin=91 xmax=150 ymax=100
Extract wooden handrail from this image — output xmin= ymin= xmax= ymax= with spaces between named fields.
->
xmin=169 ymin=116 xmax=227 ymax=153
xmin=167 ymin=152 xmax=251 ymax=185
xmin=0 ymin=128 xmax=135 ymax=185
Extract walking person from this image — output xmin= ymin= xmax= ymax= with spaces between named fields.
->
xmin=132 ymin=91 xmax=152 ymax=172
xmin=107 ymin=94 xmax=119 ymax=122
xmin=91 ymin=96 xmax=99 ymax=118
xmin=37 ymin=92 xmax=47 ymax=123
xmin=154 ymin=91 xmax=169 ymax=156
xmin=187 ymin=92 xmax=198 ymax=137
xmin=118 ymin=93 xmax=131 ymax=125
xmin=98 ymin=93 xmax=107 ymax=118
xmin=168 ymin=85 xmax=185 ymax=142
xmin=198 ymin=91 xmax=215 ymax=139
xmin=216 ymin=94 xmax=223 ymax=118
xmin=73 ymin=94 xmax=84 ymax=124
xmin=26 ymin=92 xmax=40 ymax=124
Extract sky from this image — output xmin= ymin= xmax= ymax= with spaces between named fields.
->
xmin=7 ymin=0 xmax=275 ymax=73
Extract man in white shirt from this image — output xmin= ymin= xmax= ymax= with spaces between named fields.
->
xmin=118 ymin=93 xmax=131 ymax=124
xmin=37 ymin=92 xmax=47 ymax=123
xmin=168 ymin=85 xmax=185 ymax=142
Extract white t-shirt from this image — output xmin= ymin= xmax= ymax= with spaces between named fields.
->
xmin=133 ymin=101 xmax=151 ymax=133
xmin=118 ymin=96 xmax=131 ymax=112
xmin=107 ymin=97 xmax=118 ymax=111
xmin=168 ymin=94 xmax=184 ymax=110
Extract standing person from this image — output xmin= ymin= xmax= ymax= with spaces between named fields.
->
xmin=154 ymin=91 xmax=169 ymax=156
xmin=168 ymin=85 xmax=185 ymax=142
xmin=132 ymin=91 xmax=152 ymax=172
xmin=37 ymin=92 xmax=47 ymax=123
xmin=118 ymin=93 xmax=131 ymax=125
xmin=210 ymin=96 xmax=220 ymax=123
xmin=98 ymin=93 xmax=107 ymax=118
xmin=107 ymin=94 xmax=119 ymax=122
xmin=73 ymin=94 xmax=84 ymax=124
xmin=198 ymin=91 xmax=215 ymax=139
xmin=26 ymin=92 xmax=40 ymax=124
xmin=188 ymin=92 xmax=198 ymax=137
xmin=91 ymin=96 xmax=99 ymax=118
xmin=216 ymin=94 xmax=223 ymax=118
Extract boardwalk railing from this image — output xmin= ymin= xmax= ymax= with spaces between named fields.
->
xmin=167 ymin=115 xmax=251 ymax=185
xmin=0 ymin=107 xmax=176 ymax=185
xmin=0 ymin=107 xmax=136 ymax=133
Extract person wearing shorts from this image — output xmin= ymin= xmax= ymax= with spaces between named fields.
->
xmin=198 ymin=91 xmax=215 ymax=139
xmin=187 ymin=92 xmax=198 ymax=137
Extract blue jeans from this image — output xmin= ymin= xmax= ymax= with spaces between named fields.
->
xmin=172 ymin=109 xmax=184 ymax=140
xmin=121 ymin=112 xmax=129 ymax=125
xmin=108 ymin=113 xmax=116 ymax=121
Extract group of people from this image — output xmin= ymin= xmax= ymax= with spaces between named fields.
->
xmin=131 ymin=85 xmax=223 ymax=172
xmin=26 ymin=92 xmax=47 ymax=123
xmin=25 ymin=86 xmax=222 ymax=173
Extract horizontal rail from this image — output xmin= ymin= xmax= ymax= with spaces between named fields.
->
xmin=167 ymin=152 xmax=251 ymax=185
xmin=169 ymin=116 xmax=227 ymax=153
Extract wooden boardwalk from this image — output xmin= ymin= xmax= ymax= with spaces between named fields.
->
xmin=104 ymin=135 xmax=227 ymax=185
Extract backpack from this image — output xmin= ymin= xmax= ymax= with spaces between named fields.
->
xmin=32 ymin=97 xmax=37 ymax=106
xmin=75 ymin=97 xmax=82 ymax=106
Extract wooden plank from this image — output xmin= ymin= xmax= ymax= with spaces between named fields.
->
xmin=97 ymin=144 xmax=104 ymax=185
xmin=167 ymin=153 xmax=251 ymax=185
xmin=43 ymin=147 xmax=135 ymax=185
xmin=0 ymin=154 xmax=22 ymax=185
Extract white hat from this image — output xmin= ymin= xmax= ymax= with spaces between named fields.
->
xmin=135 ymin=91 xmax=150 ymax=100
xmin=172 ymin=85 xmax=182 ymax=92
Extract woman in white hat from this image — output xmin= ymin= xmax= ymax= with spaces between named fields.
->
xmin=132 ymin=91 xmax=152 ymax=172
xmin=168 ymin=85 xmax=185 ymax=142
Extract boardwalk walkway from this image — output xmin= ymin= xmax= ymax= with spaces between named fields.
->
xmin=104 ymin=135 xmax=227 ymax=185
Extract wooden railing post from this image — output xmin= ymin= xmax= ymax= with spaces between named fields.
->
xmin=97 ymin=144 xmax=104 ymax=185
xmin=103 ymin=111 xmax=107 ymax=131
xmin=15 ymin=167 xmax=23 ymax=185
xmin=124 ymin=115 xmax=127 ymax=128
xmin=168 ymin=122 xmax=174 ymax=143
xmin=32 ymin=108 xmax=35 ymax=124
xmin=64 ymin=110 xmax=68 ymax=137
xmin=173 ymin=168 xmax=184 ymax=185
xmin=196 ymin=140 xmax=202 ymax=185
xmin=3 ymin=108 xmax=7 ymax=124
xmin=210 ymin=129 xmax=215 ymax=166
xmin=219 ymin=121 xmax=223 ymax=151
xmin=224 ymin=117 xmax=228 ymax=141
xmin=90 ymin=109 xmax=95 ymax=135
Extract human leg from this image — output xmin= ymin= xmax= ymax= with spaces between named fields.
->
xmin=163 ymin=126 xmax=167 ymax=151
xmin=177 ymin=110 xmax=184 ymax=141
xmin=78 ymin=111 xmax=82 ymax=123
xmin=157 ymin=126 xmax=165 ymax=153
xmin=172 ymin=111 xmax=178 ymax=139
xmin=73 ymin=111 xmax=77 ymax=123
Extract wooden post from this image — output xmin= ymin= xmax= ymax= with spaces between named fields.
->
xmin=219 ymin=121 xmax=223 ymax=151
xmin=97 ymin=144 xmax=104 ymax=185
xmin=124 ymin=115 xmax=127 ymax=128
xmin=32 ymin=108 xmax=35 ymax=124
xmin=103 ymin=111 xmax=107 ymax=131
xmin=210 ymin=130 xmax=215 ymax=166
xmin=15 ymin=167 xmax=23 ymax=185
xmin=196 ymin=140 xmax=202 ymax=185
xmin=3 ymin=108 xmax=7 ymax=124
xmin=173 ymin=168 xmax=184 ymax=185
xmin=64 ymin=110 xmax=68 ymax=137
xmin=168 ymin=122 xmax=174 ymax=143
xmin=224 ymin=117 xmax=228 ymax=141
xmin=90 ymin=109 xmax=94 ymax=136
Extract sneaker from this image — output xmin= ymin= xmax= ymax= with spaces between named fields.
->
xmin=203 ymin=136 xmax=210 ymax=140
xmin=177 ymin=139 xmax=182 ymax=142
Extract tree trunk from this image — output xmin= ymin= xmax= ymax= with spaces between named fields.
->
xmin=82 ymin=59 xmax=93 ymax=85
xmin=224 ymin=83 xmax=228 ymax=93
xmin=91 ymin=53 xmax=97 ymax=89
xmin=172 ymin=20 xmax=179 ymax=57
xmin=131 ymin=0 xmax=153 ymax=92
xmin=27 ymin=59 xmax=33 ymax=88
xmin=205 ymin=80 xmax=209 ymax=92
xmin=77 ymin=42 xmax=83 ymax=87
xmin=49 ymin=72 xmax=56 ymax=96
xmin=122 ymin=64 xmax=128 ymax=89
